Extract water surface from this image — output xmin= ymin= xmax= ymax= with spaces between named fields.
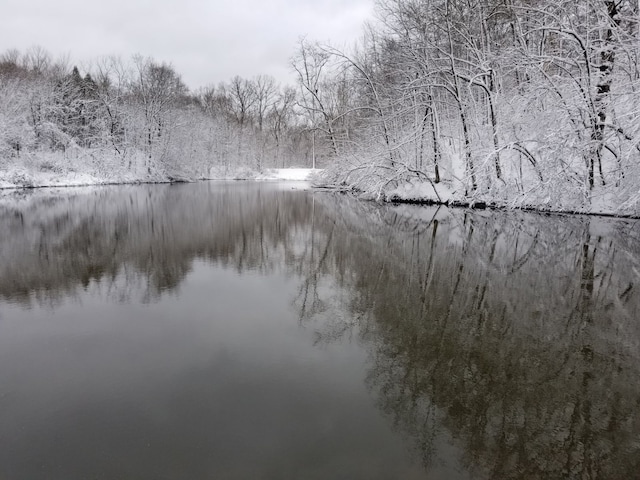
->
xmin=0 ymin=182 xmax=639 ymax=479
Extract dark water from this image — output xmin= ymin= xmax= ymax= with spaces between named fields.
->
xmin=0 ymin=182 xmax=639 ymax=479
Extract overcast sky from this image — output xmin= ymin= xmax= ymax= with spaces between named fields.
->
xmin=1 ymin=0 xmax=375 ymax=89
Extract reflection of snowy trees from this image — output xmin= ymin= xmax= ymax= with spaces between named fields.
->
xmin=0 ymin=184 xmax=320 ymax=304
xmin=1 ymin=183 xmax=639 ymax=477
xmin=305 ymin=202 xmax=640 ymax=479
xmin=277 ymin=195 xmax=640 ymax=478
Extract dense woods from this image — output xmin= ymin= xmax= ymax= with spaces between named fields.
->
xmin=0 ymin=49 xmax=311 ymax=184
xmin=2 ymin=0 xmax=640 ymax=213
xmin=304 ymin=0 xmax=640 ymax=212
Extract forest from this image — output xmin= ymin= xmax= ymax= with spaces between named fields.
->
xmin=1 ymin=0 xmax=640 ymax=214
xmin=0 ymin=50 xmax=308 ymax=184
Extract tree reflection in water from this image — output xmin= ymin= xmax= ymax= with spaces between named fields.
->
xmin=302 ymin=199 xmax=640 ymax=480
xmin=1 ymin=182 xmax=639 ymax=479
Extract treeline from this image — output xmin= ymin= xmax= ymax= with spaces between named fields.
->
xmin=297 ymin=0 xmax=640 ymax=211
xmin=0 ymin=47 xmax=316 ymax=183
xmin=3 ymin=1 xmax=640 ymax=212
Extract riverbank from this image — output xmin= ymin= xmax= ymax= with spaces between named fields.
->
xmin=0 ymin=164 xmax=321 ymax=190
xmin=388 ymin=180 xmax=640 ymax=218
xmin=314 ymin=176 xmax=640 ymax=219
xmin=3 ymin=162 xmax=636 ymax=218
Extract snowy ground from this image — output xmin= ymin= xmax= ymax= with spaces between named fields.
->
xmin=3 ymin=161 xmax=635 ymax=217
xmin=385 ymin=180 xmax=455 ymax=204
xmin=0 ymin=165 xmax=324 ymax=191
xmin=256 ymin=168 xmax=323 ymax=181
xmin=382 ymin=178 xmax=640 ymax=217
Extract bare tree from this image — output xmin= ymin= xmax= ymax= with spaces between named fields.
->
xmin=130 ymin=55 xmax=187 ymax=172
xmin=292 ymin=38 xmax=341 ymax=166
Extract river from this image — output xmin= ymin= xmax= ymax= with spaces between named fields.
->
xmin=0 ymin=181 xmax=638 ymax=479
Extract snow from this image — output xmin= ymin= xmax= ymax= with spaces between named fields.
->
xmin=385 ymin=180 xmax=455 ymax=204
xmin=0 ymin=164 xmax=324 ymax=191
xmin=374 ymin=176 xmax=640 ymax=217
xmin=257 ymin=168 xmax=323 ymax=181
xmin=0 ymin=166 xmax=109 ymax=190
xmin=2 ymin=159 xmax=637 ymax=217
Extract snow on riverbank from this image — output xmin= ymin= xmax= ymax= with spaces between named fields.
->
xmin=0 ymin=153 xmax=174 ymax=190
xmin=0 ymin=166 xmax=139 ymax=190
xmin=385 ymin=180 xmax=455 ymax=204
xmin=256 ymin=168 xmax=323 ymax=181
xmin=381 ymin=178 xmax=640 ymax=217
xmin=3 ymin=161 xmax=636 ymax=217
xmin=0 ymin=163 xmax=324 ymax=190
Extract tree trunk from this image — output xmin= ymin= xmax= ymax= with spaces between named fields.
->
xmin=589 ymin=0 xmax=621 ymax=189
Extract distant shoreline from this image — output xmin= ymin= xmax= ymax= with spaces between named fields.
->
xmin=2 ymin=170 xmax=638 ymax=219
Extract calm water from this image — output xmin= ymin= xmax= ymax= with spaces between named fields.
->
xmin=0 ymin=181 xmax=639 ymax=479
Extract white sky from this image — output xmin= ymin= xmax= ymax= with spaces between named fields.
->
xmin=0 ymin=0 xmax=375 ymax=89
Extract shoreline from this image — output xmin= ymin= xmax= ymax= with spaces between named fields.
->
xmin=2 ymin=175 xmax=639 ymax=220
xmin=383 ymin=196 xmax=640 ymax=220
xmin=0 ymin=167 xmax=321 ymax=191
xmin=315 ymin=184 xmax=640 ymax=220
